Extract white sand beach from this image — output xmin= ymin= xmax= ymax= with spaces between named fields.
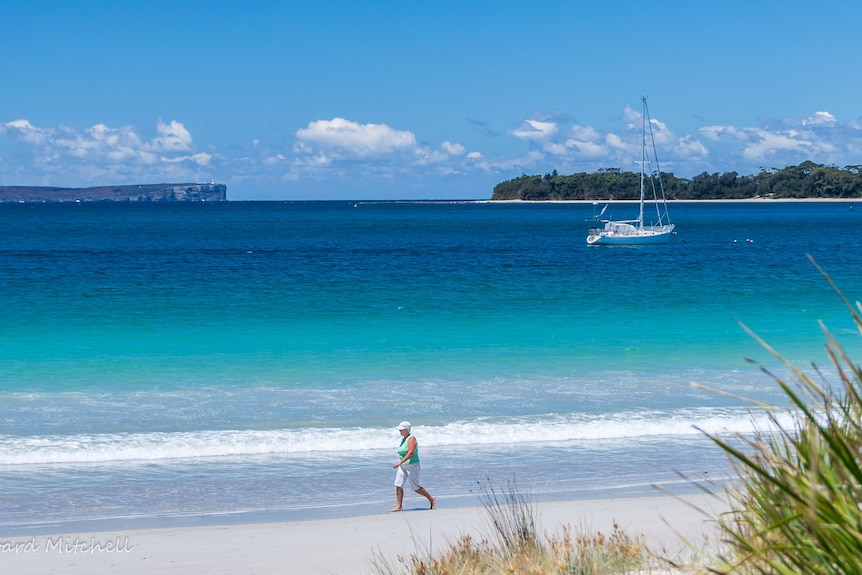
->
xmin=0 ymin=493 xmax=729 ymax=575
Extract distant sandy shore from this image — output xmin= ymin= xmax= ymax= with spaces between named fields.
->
xmin=487 ymin=197 xmax=858 ymax=203
xmin=0 ymin=493 xmax=730 ymax=575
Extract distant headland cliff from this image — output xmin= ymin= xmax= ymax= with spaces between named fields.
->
xmin=0 ymin=183 xmax=227 ymax=203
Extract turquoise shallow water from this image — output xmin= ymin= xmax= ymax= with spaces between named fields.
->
xmin=0 ymin=200 xmax=860 ymax=534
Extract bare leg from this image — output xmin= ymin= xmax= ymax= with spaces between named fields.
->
xmin=390 ymin=486 xmax=404 ymax=512
xmin=415 ymin=487 xmax=436 ymax=509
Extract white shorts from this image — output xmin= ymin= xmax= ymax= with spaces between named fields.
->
xmin=394 ymin=463 xmax=422 ymax=491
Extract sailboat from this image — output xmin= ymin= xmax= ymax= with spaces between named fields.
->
xmin=586 ymin=96 xmax=675 ymax=245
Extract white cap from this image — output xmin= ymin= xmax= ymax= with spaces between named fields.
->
xmin=397 ymin=421 xmax=411 ymax=431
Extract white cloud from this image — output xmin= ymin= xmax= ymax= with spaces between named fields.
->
xmin=741 ymin=128 xmax=812 ymax=160
xmin=441 ymin=141 xmax=466 ymax=155
xmin=192 ymin=152 xmax=212 ymax=166
xmin=148 ymin=119 xmax=193 ymax=152
xmin=51 ymin=123 xmax=145 ymax=160
xmin=412 ymin=147 xmax=450 ymax=165
xmin=4 ymin=104 xmax=862 ymax=199
xmin=694 ymin=111 xmax=862 ymax=175
xmin=570 ymin=125 xmax=601 ymax=141
xmin=564 ymin=124 xmax=606 ymax=158
xmin=700 ymin=125 xmax=749 ymax=141
xmin=0 ymin=118 xmax=211 ymax=184
xmin=544 ymin=142 xmax=569 ymax=156
xmin=499 ymin=104 xmax=722 ymax=178
xmin=802 ymin=111 xmax=836 ymax=127
xmin=622 ymin=104 xmax=640 ymax=128
xmin=293 ymin=151 xmax=332 ymax=167
xmin=647 ymin=117 xmax=674 ymax=148
xmin=700 ymin=124 xmax=820 ymax=161
xmin=263 ymin=153 xmax=287 ymax=166
xmin=676 ymin=135 xmax=709 ymax=158
xmin=510 ymin=119 xmax=558 ymax=142
xmin=3 ymin=119 xmax=51 ymax=145
xmin=565 ymin=139 xmax=605 ymax=157
xmin=295 ymin=118 xmax=416 ymax=157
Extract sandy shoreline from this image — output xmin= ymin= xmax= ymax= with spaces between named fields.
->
xmin=0 ymin=492 xmax=730 ymax=575
xmin=486 ymin=197 xmax=858 ymax=203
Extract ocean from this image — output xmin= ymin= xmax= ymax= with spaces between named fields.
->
xmin=1 ymin=200 xmax=860 ymax=535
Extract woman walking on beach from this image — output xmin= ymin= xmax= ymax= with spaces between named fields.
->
xmin=391 ymin=421 xmax=436 ymax=512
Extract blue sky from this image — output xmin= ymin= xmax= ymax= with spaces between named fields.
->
xmin=1 ymin=1 xmax=861 ymax=200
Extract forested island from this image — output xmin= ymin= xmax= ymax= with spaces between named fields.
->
xmin=491 ymin=161 xmax=862 ymax=201
xmin=0 ymin=183 xmax=227 ymax=203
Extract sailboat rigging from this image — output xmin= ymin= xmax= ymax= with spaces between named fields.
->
xmin=586 ymin=96 xmax=675 ymax=245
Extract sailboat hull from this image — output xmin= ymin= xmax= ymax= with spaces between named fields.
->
xmin=587 ymin=224 xmax=675 ymax=245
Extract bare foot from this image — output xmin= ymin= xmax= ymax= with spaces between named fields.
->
xmin=429 ymin=497 xmax=436 ymax=510
xmin=389 ymin=507 xmax=402 ymax=512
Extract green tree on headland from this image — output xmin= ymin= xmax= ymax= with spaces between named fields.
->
xmin=491 ymin=161 xmax=862 ymax=200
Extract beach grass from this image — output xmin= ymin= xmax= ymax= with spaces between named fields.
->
xmin=700 ymin=256 xmax=862 ymax=574
xmin=372 ymin=256 xmax=862 ymax=574
xmin=370 ymin=513 xmax=654 ymax=574
xmin=371 ymin=477 xmax=680 ymax=574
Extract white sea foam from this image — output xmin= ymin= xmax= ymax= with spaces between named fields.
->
xmin=0 ymin=407 xmax=788 ymax=466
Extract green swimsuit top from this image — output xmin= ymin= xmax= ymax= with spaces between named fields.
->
xmin=397 ymin=435 xmax=420 ymax=464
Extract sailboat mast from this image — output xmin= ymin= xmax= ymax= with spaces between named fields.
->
xmin=638 ymin=96 xmax=647 ymax=230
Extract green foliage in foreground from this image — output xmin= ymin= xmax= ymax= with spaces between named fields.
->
xmin=491 ymin=161 xmax=862 ymax=200
xmin=701 ymin=256 xmax=862 ymax=574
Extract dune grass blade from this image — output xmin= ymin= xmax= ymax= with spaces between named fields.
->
xmin=474 ymin=476 xmax=538 ymax=556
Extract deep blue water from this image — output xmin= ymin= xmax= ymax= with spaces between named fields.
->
xmin=0 ymin=200 xmax=860 ymax=534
